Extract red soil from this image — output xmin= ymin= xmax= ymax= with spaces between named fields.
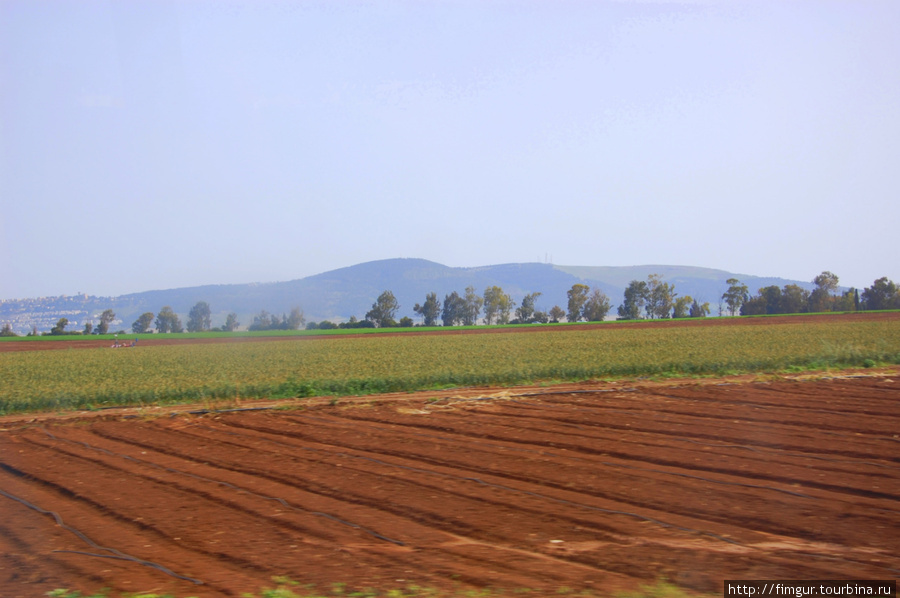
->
xmin=2 ymin=373 xmax=898 ymax=597
xmin=3 ymin=311 xmax=898 ymax=353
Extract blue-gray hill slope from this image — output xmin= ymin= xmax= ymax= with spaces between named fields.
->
xmin=1 ymin=259 xmax=817 ymax=333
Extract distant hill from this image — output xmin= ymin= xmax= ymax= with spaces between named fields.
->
xmin=0 ymin=259 xmax=818 ymax=334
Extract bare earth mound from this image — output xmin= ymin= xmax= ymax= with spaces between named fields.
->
xmin=2 ymin=373 xmax=898 ymax=597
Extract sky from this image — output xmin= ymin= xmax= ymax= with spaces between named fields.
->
xmin=1 ymin=0 xmax=898 ymax=299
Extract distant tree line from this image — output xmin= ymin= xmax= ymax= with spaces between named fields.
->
xmin=37 ymin=308 xmax=118 ymax=336
xmin=21 ymin=302 xmax=249 ymax=336
xmin=248 ymin=307 xmax=305 ymax=331
xmin=724 ymin=272 xmax=900 ymax=317
xmin=307 ymin=281 xmax=630 ymax=329
xmin=302 ymin=272 xmax=900 ymax=330
xmin=6 ymin=273 xmax=899 ymax=337
xmin=613 ymin=275 xmax=711 ymax=320
xmin=307 ymin=316 xmax=378 ymax=330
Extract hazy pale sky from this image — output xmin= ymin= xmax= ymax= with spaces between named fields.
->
xmin=2 ymin=0 xmax=898 ymax=299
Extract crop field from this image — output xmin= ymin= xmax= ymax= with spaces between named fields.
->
xmin=1 ymin=374 xmax=899 ymax=597
xmin=1 ymin=313 xmax=899 ymax=598
xmin=2 ymin=313 xmax=900 ymax=416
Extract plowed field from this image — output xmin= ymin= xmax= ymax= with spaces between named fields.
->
xmin=2 ymin=374 xmax=899 ymax=597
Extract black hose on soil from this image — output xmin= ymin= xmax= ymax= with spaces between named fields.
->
xmin=0 ymin=487 xmax=203 ymax=585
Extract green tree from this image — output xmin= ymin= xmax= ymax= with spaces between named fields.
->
xmin=285 ymin=307 xmax=305 ymax=330
xmin=814 ymin=271 xmax=840 ymax=294
xmin=463 ymin=286 xmax=483 ymax=326
xmin=582 ymin=289 xmax=611 ymax=322
xmin=617 ymin=280 xmax=649 ymax=320
xmin=249 ymin=310 xmax=275 ymax=331
xmin=758 ymin=286 xmax=783 ymax=314
xmin=50 ymin=318 xmax=69 ymax=335
xmin=780 ymin=284 xmax=810 ymax=314
xmin=366 ymin=290 xmax=399 ymax=328
xmin=498 ymin=295 xmax=515 ymax=324
xmin=482 ymin=287 xmax=500 ymax=325
xmin=566 ymin=284 xmax=590 ymax=323
xmin=740 ymin=294 xmax=767 ymax=316
xmin=97 ymin=309 xmax=116 ymax=334
xmin=515 ymin=292 xmax=542 ymax=323
xmin=744 ymin=284 xmax=809 ymax=316
xmin=132 ymin=312 xmax=154 ymax=334
xmin=646 ymin=274 xmax=676 ymax=319
xmin=442 ymin=291 xmax=466 ymax=326
xmin=224 ymin=313 xmax=239 ymax=332
xmin=834 ymin=288 xmax=858 ymax=312
xmin=672 ymin=296 xmax=693 ymax=319
xmin=0 ymin=323 xmax=17 ymax=337
xmin=483 ymin=286 xmax=513 ymax=325
xmin=722 ymin=278 xmax=749 ymax=317
xmin=398 ymin=316 xmax=414 ymax=327
xmin=548 ymin=305 xmax=566 ymax=323
xmin=809 ymin=271 xmax=840 ymax=312
xmin=186 ymin=301 xmax=212 ymax=332
xmin=155 ymin=306 xmax=183 ymax=333
xmin=862 ymin=277 xmax=900 ymax=310
xmin=83 ymin=321 xmax=93 ymax=335
xmin=689 ymin=299 xmax=710 ymax=318
xmin=413 ymin=292 xmax=441 ymax=326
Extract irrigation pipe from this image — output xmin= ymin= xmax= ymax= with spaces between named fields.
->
xmin=0 ymin=487 xmax=203 ymax=585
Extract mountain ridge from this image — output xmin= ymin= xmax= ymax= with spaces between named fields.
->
xmin=1 ymin=258 xmax=819 ymax=334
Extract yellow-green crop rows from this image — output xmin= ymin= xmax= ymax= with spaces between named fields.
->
xmin=2 ymin=318 xmax=899 ymax=415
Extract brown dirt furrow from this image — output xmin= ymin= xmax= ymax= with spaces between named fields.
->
xmin=292 ymin=406 xmax=900 ymax=501
xmin=32 ymin=426 xmax=412 ymax=547
xmin=442 ymin=400 xmax=900 ymax=479
xmin=24 ymin=431 xmax=460 ymax=567
xmin=91 ymin=420 xmax=828 ymax=592
xmin=289 ymin=408 xmax=900 ymax=510
xmin=643 ymin=381 xmax=900 ymax=412
xmin=79 ymin=420 xmax=640 ymax=587
xmin=208 ymin=409 xmax=898 ymax=549
xmin=367 ymin=396 xmax=898 ymax=455
xmin=558 ymin=394 xmax=900 ymax=429
xmin=327 ymin=396 xmax=895 ymax=462
xmin=321 ymin=406 xmax=900 ymax=504
xmin=9 ymin=429 xmax=565 ymax=593
xmin=144 ymin=420 xmax=888 ymax=588
xmin=0 ymin=466 xmax=236 ymax=597
xmin=87 ymin=421 xmax=665 ymax=544
xmin=462 ymin=397 xmax=899 ymax=466
xmin=0 ymin=515 xmax=116 ymax=596
xmin=169 ymin=418 xmax=764 ymax=544
xmin=2 ymin=375 xmax=899 ymax=597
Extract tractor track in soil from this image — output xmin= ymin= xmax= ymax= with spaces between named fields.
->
xmin=1 ymin=371 xmax=899 ymax=597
